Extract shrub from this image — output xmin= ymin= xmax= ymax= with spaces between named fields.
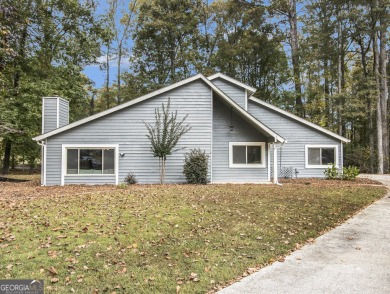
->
xmin=183 ymin=149 xmax=209 ymax=184
xmin=324 ymin=164 xmax=339 ymax=180
xmin=324 ymin=165 xmax=360 ymax=181
xmin=124 ymin=172 xmax=138 ymax=184
xmin=341 ymin=166 xmax=360 ymax=180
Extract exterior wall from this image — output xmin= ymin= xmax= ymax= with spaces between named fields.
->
xmin=59 ymin=99 xmax=69 ymax=128
xmin=43 ymin=97 xmax=69 ymax=133
xmin=212 ymin=95 xmax=269 ymax=183
xmin=43 ymin=98 xmax=58 ymax=133
xmin=210 ymin=78 xmax=246 ymax=110
xmin=44 ymin=80 xmax=212 ymax=185
xmin=248 ymin=100 xmax=342 ymax=178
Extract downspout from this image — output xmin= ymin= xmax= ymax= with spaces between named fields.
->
xmin=272 ymin=139 xmax=287 ymax=185
xmin=37 ymin=140 xmax=47 ymax=186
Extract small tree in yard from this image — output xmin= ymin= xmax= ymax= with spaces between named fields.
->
xmin=144 ymin=98 xmax=191 ymax=184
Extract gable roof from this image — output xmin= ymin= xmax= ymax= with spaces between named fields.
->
xmin=33 ymin=74 xmax=284 ymax=143
xmin=249 ymin=96 xmax=350 ymax=143
xmin=208 ymin=73 xmax=257 ymax=95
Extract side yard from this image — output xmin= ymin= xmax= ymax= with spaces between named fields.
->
xmin=0 ymin=179 xmax=386 ymax=293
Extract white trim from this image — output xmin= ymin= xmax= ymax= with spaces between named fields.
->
xmin=208 ymin=73 xmax=257 ymax=94
xmin=249 ymin=97 xmax=350 ymax=143
xmin=37 ymin=140 xmax=47 ymax=185
xmin=56 ymin=97 xmax=60 ymax=128
xmin=61 ymin=144 xmax=119 ymax=186
xmin=267 ymin=143 xmax=271 ymax=182
xmin=245 ymin=89 xmax=248 ymax=111
xmin=229 ymin=142 xmax=266 ymax=168
xmin=273 ymin=144 xmax=278 ymax=184
xmin=305 ymin=144 xmax=339 ymax=169
xmin=43 ymin=141 xmax=47 ymax=186
xmin=42 ymin=98 xmax=45 ymax=134
xmin=210 ymin=87 xmax=213 ymax=183
xmin=34 ymin=74 xmax=285 ymax=143
xmin=340 ymin=141 xmax=344 ymax=169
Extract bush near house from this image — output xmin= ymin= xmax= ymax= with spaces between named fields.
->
xmin=183 ymin=148 xmax=209 ymax=184
xmin=324 ymin=165 xmax=360 ymax=180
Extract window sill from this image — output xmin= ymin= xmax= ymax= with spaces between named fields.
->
xmin=305 ymin=165 xmax=339 ymax=169
xmin=229 ymin=164 xmax=266 ymax=169
xmin=65 ymin=174 xmax=116 ymax=176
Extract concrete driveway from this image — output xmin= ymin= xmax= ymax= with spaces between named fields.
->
xmin=219 ymin=175 xmax=390 ymax=294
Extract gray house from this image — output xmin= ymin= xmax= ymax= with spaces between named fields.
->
xmin=33 ymin=73 xmax=349 ymax=186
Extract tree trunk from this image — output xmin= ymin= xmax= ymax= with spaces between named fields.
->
xmin=379 ymin=12 xmax=388 ymax=173
xmin=117 ymin=45 xmax=122 ymax=105
xmin=2 ymin=140 xmax=12 ymax=174
xmin=288 ymin=0 xmax=303 ymax=117
xmin=106 ymin=43 xmax=111 ymax=110
xmin=374 ymin=26 xmax=383 ymax=174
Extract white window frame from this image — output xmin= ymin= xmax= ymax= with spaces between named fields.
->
xmin=305 ymin=144 xmax=339 ymax=169
xmin=229 ymin=142 xmax=266 ymax=168
xmin=61 ymin=144 xmax=119 ymax=185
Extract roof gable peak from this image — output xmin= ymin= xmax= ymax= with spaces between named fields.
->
xmin=207 ymin=73 xmax=256 ymax=95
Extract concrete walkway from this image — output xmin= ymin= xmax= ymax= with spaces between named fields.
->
xmin=219 ymin=175 xmax=390 ymax=294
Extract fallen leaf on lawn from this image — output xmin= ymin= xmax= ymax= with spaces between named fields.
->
xmin=47 ymin=266 xmax=58 ymax=276
xmin=82 ymin=227 xmax=88 ymax=233
xmin=176 ymin=285 xmax=180 ymax=293
xmin=56 ymin=235 xmax=67 ymax=239
xmin=246 ymin=268 xmax=257 ymax=274
xmin=189 ymin=272 xmax=199 ymax=282
xmin=116 ymin=267 xmax=127 ymax=274
xmin=52 ymin=227 xmax=62 ymax=231
xmin=50 ymin=278 xmax=59 ymax=283
xmin=6 ymin=264 xmax=13 ymax=271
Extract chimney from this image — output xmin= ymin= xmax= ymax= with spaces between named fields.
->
xmin=42 ymin=96 xmax=69 ymax=134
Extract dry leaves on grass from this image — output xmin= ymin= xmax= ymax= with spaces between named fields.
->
xmin=0 ymin=179 xmax=385 ymax=293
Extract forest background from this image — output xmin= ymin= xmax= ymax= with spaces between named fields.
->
xmin=0 ymin=0 xmax=389 ymax=174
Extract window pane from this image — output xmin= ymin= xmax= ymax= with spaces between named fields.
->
xmin=322 ymin=148 xmax=335 ymax=165
xmin=233 ymin=146 xmax=246 ymax=164
xmin=247 ymin=146 xmax=261 ymax=164
xmin=80 ymin=149 xmax=102 ymax=174
xmin=67 ymin=149 xmax=78 ymax=174
xmin=103 ymin=149 xmax=115 ymax=174
xmin=308 ymin=148 xmax=320 ymax=165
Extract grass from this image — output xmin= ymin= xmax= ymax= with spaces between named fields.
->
xmin=0 ymin=181 xmax=386 ymax=293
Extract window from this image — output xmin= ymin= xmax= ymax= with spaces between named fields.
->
xmin=305 ymin=145 xmax=338 ymax=168
xmin=229 ymin=142 xmax=265 ymax=168
xmin=66 ymin=148 xmax=115 ymax=175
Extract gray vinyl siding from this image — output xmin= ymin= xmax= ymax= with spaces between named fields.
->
xmin=64 ymin=175 xmax=116 ymax=185
xmin=43 ymin=98 xmax=58 ymax=133
xmin=211 ymin=78 xmax=246 ymax=109
xmin=212 ymin=95 xmax=269 ymax=183
xmin=43 ymin=97 xmax=69 ymax=133
xmin=59 ymin=99 xmax=69 ymax=128
xmin=44 ymin=80 xmax=212 ymax=185
xmin=248 ymin=100 xmax=342 ymax=178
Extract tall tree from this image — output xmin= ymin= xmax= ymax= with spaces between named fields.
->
xmin=269 ymin=0 xmax=304 ymax=116
xmin=130 ymin=0 xmax=201 ymax=89
xmin=0 ymin=0 xmax=104 ymax=174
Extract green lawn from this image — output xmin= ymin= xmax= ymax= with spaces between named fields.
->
xmin=0 ymin=182 xmax=385 ymax=293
